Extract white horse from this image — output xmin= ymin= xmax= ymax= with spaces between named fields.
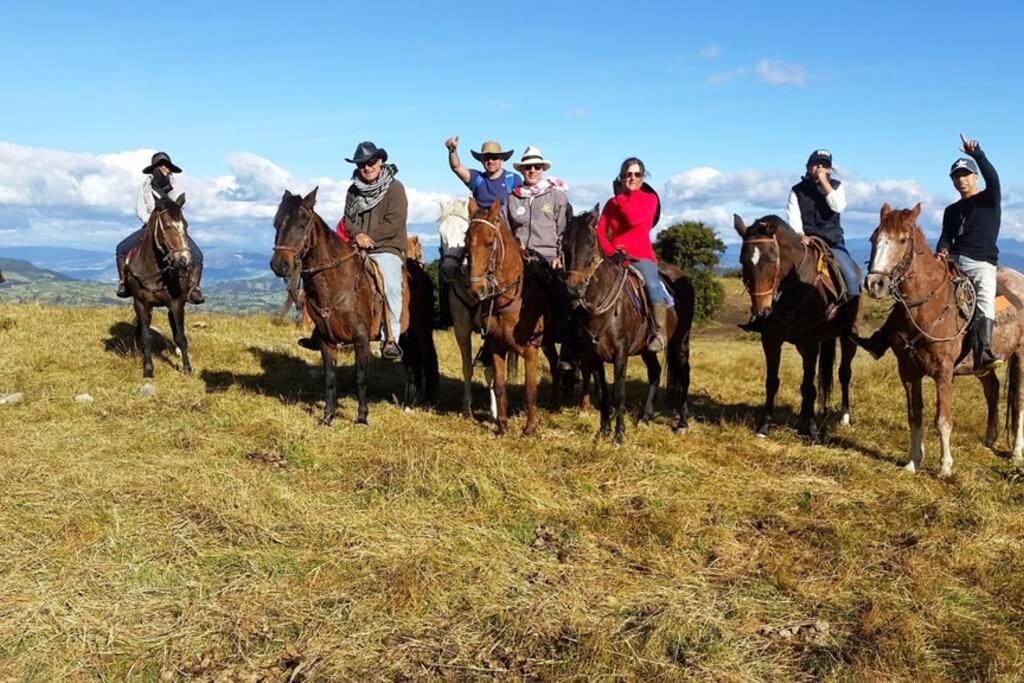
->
xmin=438 ymin=198 xmax=497 ymax=418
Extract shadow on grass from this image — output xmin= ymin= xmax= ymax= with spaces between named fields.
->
xmin=103 ymin=320 xmax=178 ymax=371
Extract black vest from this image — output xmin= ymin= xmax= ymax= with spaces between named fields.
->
xmin=793 ymin=177 xmax=844 ymax=247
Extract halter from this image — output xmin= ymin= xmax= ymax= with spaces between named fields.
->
xmin=467 ymin=217 xmax=521 ymax=301
xmin=151 ymin=209 xmax=190 ymax=264
xmin=273 ymin=205 xmax=356 ymax=275
xmin=741 ymin=236 xmax=784 ymax=299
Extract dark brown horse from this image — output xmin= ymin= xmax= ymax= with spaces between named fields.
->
xmin=864 ymin=203 xmax=1024 ymax=475
xmin=270 ymin=188 xmax=439 ymax=425
xmin=562 ymin=207 xmax=695 ymax=442
xmin=123 ymin=194 xmax=195 ymax=378
xmin=733 ymin=214 xmax=859 ymax=439
xmin=464 ymin=199 xmax=562 ymax=435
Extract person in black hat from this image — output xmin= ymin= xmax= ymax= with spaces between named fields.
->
xmin=115 ymin=151 xmax=204 ymax=303
xmin=856 ymin=133 xmax=1003 ymax=374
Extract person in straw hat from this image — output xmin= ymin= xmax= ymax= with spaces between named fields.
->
xmin=116 ymin=151 xmax=205 ymax=303
xmin=444 ymin=137 xmax=521 ymax=209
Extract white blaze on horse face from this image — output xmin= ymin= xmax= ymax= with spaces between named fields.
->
xmin=750 ymin=246 xmax=761 ymax=266
xmin=871 ymin=232 xmax=902 ymax=274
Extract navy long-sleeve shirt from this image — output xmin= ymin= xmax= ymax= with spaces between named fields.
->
xmin=937 ymin=147 xmax=1001 ymax=265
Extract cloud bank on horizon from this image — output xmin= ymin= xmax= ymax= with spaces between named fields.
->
xmin=0 ymin=141 xmax=1020 ymax=256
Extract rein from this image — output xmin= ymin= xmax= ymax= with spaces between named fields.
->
xmin=125 ymin=209 xmax=191 ymax=290
xmin=467 ymin=217 xmax=524 ymax=334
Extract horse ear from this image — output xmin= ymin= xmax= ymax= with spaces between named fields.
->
xmin=733 ymin=214 xmax=747 ymax=238
xmin=880 ymin=202 xmax=892 ymax=219
xmin=591 ymin=203 xmax=600 ymax=226
xmin=283 ymin=189 xmax=293 ymax=200
xmin=302 ymin=187 xmax=319 ymax=208
xmin=468 ymin=197 xmax=479 ymax=216
xmin=487 ymin=199 xmax=501 ymax=220
xmin=911 ymin=202 xmax=922 ymax=219
xmin=176 ymin=193 xmax=186 ymax=208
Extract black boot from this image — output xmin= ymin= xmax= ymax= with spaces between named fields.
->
xmin=187 ymin=263 xmax=205 ymax=305
xmin=852 ymin=329 xmax=891 ymax=360
xmin=739 ymin=315 xmax=765 ymax=333
xmin=297 ymin=328 xmax=321 ymax=351
xmin=974 ymin=317 xmax=1002 ymax=375
xmin=841 ymin=296 xmax=861 ymax=338
xmin=474 ymin=338 xmax=492 ymax=368
xmin=116 ymin=255 xmax=130 ymax=298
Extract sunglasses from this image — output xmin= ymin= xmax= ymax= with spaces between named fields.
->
xmin=523 ymin=164 xmax=545 ymax=171
xmin=481 ymin=155 xmax=503 ymax=162
xmin=357 ymin=159 xmax=381 ymax=170
xmin=621 ymin=171 xmax=644 ymax=179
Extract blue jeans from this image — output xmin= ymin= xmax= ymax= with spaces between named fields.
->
xmin=632 ymin=259 xmax=673 ymax=305
xmin=116 ymin=227 xmax=204 ymax=266
xmin=370 ymin=252 xmax=403 ymax=341
xmin=830 ymin=244 xmax=860 ymax=296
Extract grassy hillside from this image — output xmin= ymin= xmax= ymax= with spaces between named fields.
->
xmin=1 ymin=291 xmax=1023 ymax=680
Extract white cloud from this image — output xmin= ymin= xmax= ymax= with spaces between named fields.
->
xmin=697 ymin=44 xmax=721 ymax=60
xmin=706 ymin=67 xmax=747 ymax=85
xmin=707 ymin=59 xmax=806 ymax=87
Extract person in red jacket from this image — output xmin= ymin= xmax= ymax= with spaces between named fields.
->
xmin=596 ymin=157 xmax=672 ymax=352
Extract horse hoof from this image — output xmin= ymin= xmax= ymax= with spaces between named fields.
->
xmin=1012 ymin=455 xmax=1023 ymax=467
xmin=939 ymin=467 xmax=953 ymax=479
xmin=319 ymin=416 xmax=335 ymax=427
xmin=674 ymin=426 xmax=688 ymax=436
xmin=756 ymin=424 xmax=770 ymax=438
xmin=839 ymin=412 xmax=851 ymax=427
xmin=613 ymin=433 xmax=625 ymax=445
xmin=522 ymin=426 xmax=538 ymax=437
xmin=354 ymin=417 xmax=368 ymax=427
xmin=903 ymin=461 xmax=917 ymax=474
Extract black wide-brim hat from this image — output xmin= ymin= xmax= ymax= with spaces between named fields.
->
xmin=345 ymin=141 xmax=388 ymax=165
xmin=142 ymin=151 xmax=182 ymax=174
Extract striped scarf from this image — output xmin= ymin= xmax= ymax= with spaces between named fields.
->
xmin=344 ymin=164 xmax=398 ymax=225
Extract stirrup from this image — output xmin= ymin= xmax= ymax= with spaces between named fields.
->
xmin=116 ymin=282 xmax=130 ymax=298
xmin=382 ymin=341 xmax=403 ymax=361
xmin=188 ymin=286 xmax=205 ymax=304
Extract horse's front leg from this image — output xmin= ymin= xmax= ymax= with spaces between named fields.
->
xmin=934 ymin=372 xmax=955 ymax=477
xmin=903 ymin=375 xmax=925 ymax=473
xmin=979 ymin=370 xmax=1000 ymax=448
xmin=758 ymin=336 xmax=782 ymax=437
xmin=673 ymin=338 xmax=692 ymax=435
xmin=612 ymin=355 xmax=628 ymax=444
xmin=353 ymin=330 xmax=370 ymax=425
xmin=637 ymin=350 xmax=661 ymax=425
xmin=523 ymin=346 xmax=541 ymax=435
xmin=453 ymin=296 xmax=475 ymax=418
xmin=595 ymin=361 xmax=610 ymax=436
xmin=542 ymin=341 xmax=561 ymax=411
xmin=134 ymin=299 xmax=154 ymax=379
xmin=797 ymin=342 xmax=820 ymax=439
xmin=168 ymin=300 xmax=191 ymax=375
xmin=319 ymin=340 xmax=338 ymax=426
xmin=1010 ymin=354 xmax=1024 ymax=464
xmin=491 ymin=351 xmax=508 ymax=435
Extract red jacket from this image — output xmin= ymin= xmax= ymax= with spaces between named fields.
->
xmin=596 ymin=187 xmax=659 ymax=261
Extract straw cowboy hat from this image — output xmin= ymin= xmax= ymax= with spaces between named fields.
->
xmin=513 ymin=146 xmax=552 ymax=172
xmin=470 ymin=140 xmax=514 ymax=162
xmin=142 ymin=151 xmax=182 ymax=174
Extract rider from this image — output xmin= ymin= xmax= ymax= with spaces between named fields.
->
xmin=856 ymin=134 xmax=1003 ymax=374
xmin=504 ymin=146 xmax=575 ymax=370
xmin=595 ymin=157 xmax=672 ymax=353
xmin=784 ymin=148 xmax=859 ymax=334
xmin=441 ymin=138 xmax=521 ymax=328
xmin=344 ymin=141 xmax=408 ymax=362
xmin=116 ymin=151 xmax=204 ymax=303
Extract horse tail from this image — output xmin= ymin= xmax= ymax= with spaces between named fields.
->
xmin=1006 ymin=354 xmax=1021 ymax=448
xmin=817 ymin=337 xmax=836 ymax=413
xmin=506 ymin=351 xmax=520 ymax=381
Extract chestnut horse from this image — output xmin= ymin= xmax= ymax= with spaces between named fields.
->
xmin=124 ymin=194 xmax=195 ymax=378
xmin=562 ymin=207 xmax=694 ymax=442
xmin=733 ymin=214 xmax=860 ymax=439
xmin=270 ymin=188 xmax=439 ymax=425
xmin=464 ymin=199 xmax=562 ymax=435
xmin=864 ymin=203 xmax=1024 ymax=475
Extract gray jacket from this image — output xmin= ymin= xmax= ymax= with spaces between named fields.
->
xmin=504 ymin=185 xmax=569 ymax=263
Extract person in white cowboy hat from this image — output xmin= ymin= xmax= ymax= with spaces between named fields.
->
xmin=503 ymin=145 xmax=576 ymax=370
xmin=115 ymin=151 xmax=204 ymax=303
xmin=444 ymin=138 xmax=521 ymax=209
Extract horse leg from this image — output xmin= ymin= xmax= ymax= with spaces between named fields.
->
xmin=579 ymin=357 xmax=593 ymax=414
xmin=1010 ymin=353 xmax=1024 ymax=464
xmin=757 ymin=337 xmax=782 ymax=437
xmin=612 ymin=355 xmax=628 ymax=444
xmin=838 ymin=336 xmax=855 ymax=426
xmin=672 ymin=339 xmax=691 ymax=435
xmin=796 ymin=342 xmax=820 ymax=440
xmin=454 ymin=304 xmax=475 ymax=417
xmin=596 ymin=362 xmax=611 ymax=437
xmin=134 ymin=299 xmax=154 ymax=379
xmin=542 ymin=341 xmax=562 ymax=411
xmin=319 ymin=342 xmax=338 ymax=426
xmin=523 ymin=346 xmax=541 ymax=436
xmin=979 ymin=370 xmax=1000 ymax=448
xmin=399 ymin=331 xmax=419 ymax=408
xmin=903 ymin=376 xmax=925 ymax=473
xmin=168 ymin=300 xmax=191 ymax=375
xmin=354 ymin=332 xmax=370 ymax=425
xmin=637 ymin=350 xmax=661 ymax=425
xmin=934 ymin=372 xmax=955 ymax=477
xmin=491 ymin=351 xmax=508 ymax=435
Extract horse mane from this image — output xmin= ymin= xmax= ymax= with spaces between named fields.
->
xmin=750 ymin=214 xmax=798 ymax=239
xmin=278 ymin=190 xmax=348 ymax=252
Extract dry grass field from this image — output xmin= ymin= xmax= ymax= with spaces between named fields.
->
xmin=2 ymin=281 xmax=1024 ymax=681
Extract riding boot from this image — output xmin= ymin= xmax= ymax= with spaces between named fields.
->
xmin=187 ymin=262 xmax=205 ymax=305
xmin=853 ymin=328 xmax=891 ymax=360
xmin=116 ymin=255 xmax=129 ymax=298
xmin=739 ymin=315 xmax=765 ymax=333
xmin=438 ymin=278 xmax=454 ymax=329
xmin=474 ymin=337 xmax=493 ymax=368
xmin=974 ymin=317 xmax=1002 ymax=375
xmin=840 ymin=295 xmax=861 ymax=338
xmin=297 ymin=328 xmax=322 ymax=351
xmin=648 ymin=303 xmax=667 ymax=353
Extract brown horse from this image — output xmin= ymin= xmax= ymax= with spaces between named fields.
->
xmin=124 ymin=194 xmax=195 ymax=378
xmin=270 ymin=188 xmax=439 ymax=425
xmin=733 ymin=214 xmax=860 ymax=439
xmin=864 ymin=203 xmax=1024 ymax=475
xmin=464 ymin=199 xmax=562 ymax=435
xmin=562 ymin=207 xmax=694 ymax=442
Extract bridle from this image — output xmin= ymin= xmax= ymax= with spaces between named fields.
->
xmin=151 ymin=209 xmax=191 ymax=266
xmin=867 ymin=226 xmax=920 ymax=295
xmin=467 ymin=216 xmax=521 ymax=301
xmin=741 ymin=235 xmax=784 ymax=300
xmin=273 ymin=205 xmax=357 ymax=276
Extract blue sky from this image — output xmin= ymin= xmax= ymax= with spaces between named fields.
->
xmin=1 ymin=0 xmax=1022 ymax=252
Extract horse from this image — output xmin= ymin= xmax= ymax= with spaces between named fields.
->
xmin=864 ymin=202 xmax=1024 ymax=475
xmin=123 ymin=194 xmax=195 ymax=379
xmin=733 ymin=214 xmax=860 ymax=439
xmin=464 ymin=198 xmax=563 ymax=435
xmin=269 ymin=188 xmax=439 ymax=425
xmin=562 ymin=207 xmax=695 ymax=442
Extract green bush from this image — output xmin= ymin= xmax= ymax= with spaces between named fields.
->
xmin=654 ymin=222 xmax=726 ymax=323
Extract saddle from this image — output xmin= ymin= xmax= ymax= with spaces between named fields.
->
xmin=805 ymin=237 xmax=846 ymax=304
xmin=623 ymin=262 xmax=674 ymax=332
xmin=359 ymin=253 xmax=411 ymax=340
xmin=943 ymin=258 xmax=1022 ymax=326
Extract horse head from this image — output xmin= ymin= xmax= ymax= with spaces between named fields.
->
xmin=271 ymin=187 xmax=319 ymax=278
xmin=150 ymin=194 xmax=191 ymax=270
xmin=465 ymin=198 xmax=513 ymax=302
xmin=865 ymin=202 xmax=925 ymax=299
xmin=734 ymin=213 xmax=788 ymax=319
xmin=562 ymin=204 xmax=601 ymax=302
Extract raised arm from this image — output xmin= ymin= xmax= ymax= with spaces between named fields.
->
xmin=961 ymin=133 xmax=1000 ymax=203
xmin=445 ymin=136 xmax=471 ymax=185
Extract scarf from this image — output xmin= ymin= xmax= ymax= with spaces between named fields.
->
xmin=344 ymin=163 xmax=398 ymax=225
xmin=150 ymin=172 xmax=173 ymax=201
xmin=512 ymin=177 xmax=568 ymax=198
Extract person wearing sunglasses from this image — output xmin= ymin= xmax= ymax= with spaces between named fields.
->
xmin=595 ymin=157 xmax=672 ymax=353
xmin=116 ymin=151 xmax=204 ymax=303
